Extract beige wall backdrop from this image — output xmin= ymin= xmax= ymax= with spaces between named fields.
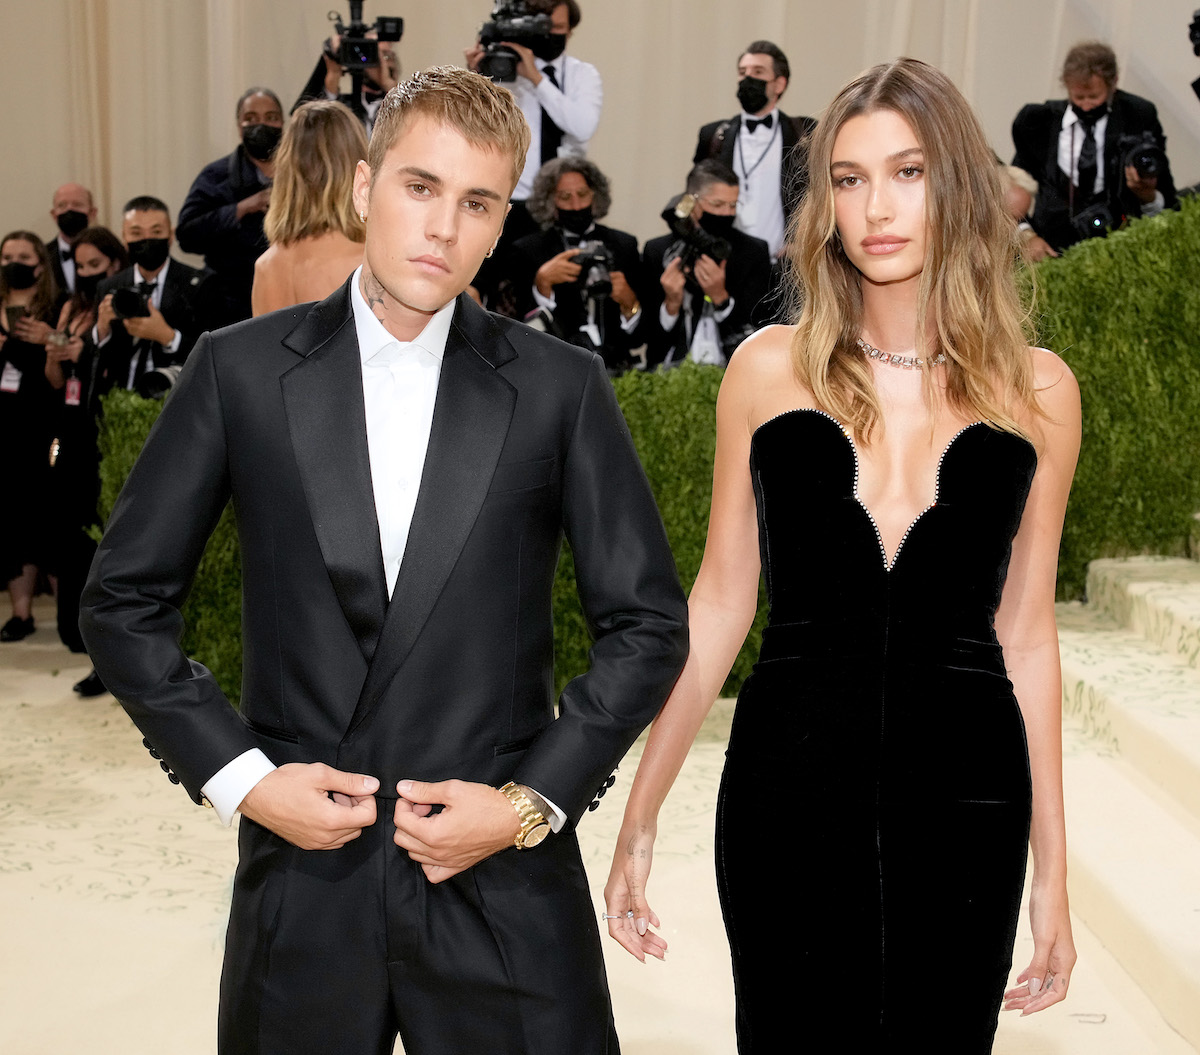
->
xmin=4 ymin=0 xmax=1200 ymax=250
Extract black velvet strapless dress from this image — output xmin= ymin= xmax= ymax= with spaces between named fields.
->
xmin=716 ymin=409 xmax=1038 ymax=1052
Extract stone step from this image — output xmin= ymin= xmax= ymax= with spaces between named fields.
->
xmin=1086 ymin=557 xmax=1200 ymax=669
xmin=1063 ymin=734 xmax=1200 ymax=1051
xmin=1058 ymin=601 xmax=1200 ymax=828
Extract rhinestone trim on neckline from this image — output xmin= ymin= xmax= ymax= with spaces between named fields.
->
xmin=857 ymin=337 xmax=946 ymax=370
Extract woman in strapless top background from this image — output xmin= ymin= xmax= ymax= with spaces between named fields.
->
xmin=605 ymin=58 xmax=1080 ymax=1052
xmin=251 ymin=100 xmax=367 ymax=316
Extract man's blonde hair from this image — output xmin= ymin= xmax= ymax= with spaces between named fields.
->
xmin=265 ymin=101 xmax=368 ymax=246
xmin=367 ymin=66 xmax=530 ymax=193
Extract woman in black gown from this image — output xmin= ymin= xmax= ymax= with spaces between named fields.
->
xmin=605 ymin=58 xmax=1079 ymax=1051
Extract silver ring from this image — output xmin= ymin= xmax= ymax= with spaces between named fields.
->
xmin=625 ymin=910 xmax=635 ymax=918
xmin=601 ymin=913 xmax=621 ymax=921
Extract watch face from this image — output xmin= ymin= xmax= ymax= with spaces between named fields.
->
xmin=521 ymin=822 xmax=550 ymax=849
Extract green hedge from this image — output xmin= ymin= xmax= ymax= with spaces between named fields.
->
xmin=97 ymin=199 xmax=1200 ymax=701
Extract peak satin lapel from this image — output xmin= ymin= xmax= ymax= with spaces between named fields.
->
xmin=347 ymin=298 xmax=517 ymax=735
xmin=281 ymin=287 xmax=388 ymax=664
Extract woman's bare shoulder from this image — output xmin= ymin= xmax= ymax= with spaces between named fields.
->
xmin=723 ymin=325 xmax=816 ymax=429
xmin=1028 ymin=346 xmax=1080 ymax=417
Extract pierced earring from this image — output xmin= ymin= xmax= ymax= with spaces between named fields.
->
xmin=359 ymin=210 xmax=367 ymax=222
xmin=486 ymin=242 xmax=498 ymax=258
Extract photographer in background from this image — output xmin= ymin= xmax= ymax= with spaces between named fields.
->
xmin=293 ymin=30 xmax=400 ymax=132
xmin=509 ymin=157 xmax=642 ymax=374
xmin=465 ymin=0 xmax=602 ymax=249
xmin=641 ymin=160 xmax=771 ymax=370
xmin=177 ymin=87 xmax=284 ymax=323
xmin=45 ymin=183 xmax=99 ymax=295
xmin=1012 ymin=41 xmax=1177 ymax=259
xmin=94 ymin=196 xmax=216 ymax=398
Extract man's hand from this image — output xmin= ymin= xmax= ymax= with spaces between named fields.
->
xmin=1023 ymin=234 xmax=1059 ymax=262
xmin=463 ymin=42 xmax=485 ymax=72
xmin=503 ymin=41 xmax=542 ymax=84
xmin=535 ymin=247 xmax=582 ymax=297
xmin=660 ymin=257 xmax=686 ymax=315
xmin=123 ymin=303 xmax=176 ymax=346
xmin=1125 ymin=165 xmax=1158 ymax=205
xmin=610 ymin=271 xmax=638 ymax=317
xmin=236 ymin=187 xmax=272 ymax=221
xmin=238 ymin=762 xmax=379 ymax=850
xmin=96 ymin=293 xmax=115 ymax=342
xmin=393 ymin=778 xmax=522 ymax=884
xmin=322 ymin=35 xmax=344 ymax=94
xmin=693 ymin=255 xmax=728 ymax=303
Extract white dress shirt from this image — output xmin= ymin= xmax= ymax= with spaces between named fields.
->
xmin=203 ymin=269 xmax=564 ymax=831
xmin=1058 ymin=106 xmax=1164 ymax=216
xmin=732 ymin=109 xmax=786 ymax=258
xmin=55 ymin=235 xmax=76 ymax=293
xmin=511 ymin=53 xmax=603 ymax=200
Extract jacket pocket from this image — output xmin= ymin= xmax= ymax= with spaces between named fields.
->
xmin=243 ymin=714 xmax=301 ymax=744
xmin=487 ymin=457 xmax=554 ymax=494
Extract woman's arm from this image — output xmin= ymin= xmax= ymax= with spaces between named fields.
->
xmin=604 ymin=330 xmax=790 ymax=962
xmin=994 ymin=349 xmax=1081 ymax=1014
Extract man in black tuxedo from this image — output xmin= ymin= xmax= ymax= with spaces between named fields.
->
xmin=508 ymin=156 xmax=643 ymax=373
xmin=81 ymin=67 xmax=687 ymax=1054
xmin=694 ymin=40 xmax=816 ymax=264
xmin=93 ymin=196 xmax=216 ymax=397
xmin=1012 ymin=40 xmax=1176 ymax=258
xmin=641 ymin=160 xmax=771 ymax=369
xmin=45 ymin=182 xmax=98 ymax=295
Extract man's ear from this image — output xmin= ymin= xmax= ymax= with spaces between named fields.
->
xmin=353 ymin=159 xmax=373 ymax=217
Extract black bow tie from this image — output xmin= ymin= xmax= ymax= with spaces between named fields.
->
xmin=61 ymin=247 xmax=73 ymax=262
xmin=138 ymin=281 xmax=157 ymax=296
xmin=745 ymin=114 xmax=773 ymax=133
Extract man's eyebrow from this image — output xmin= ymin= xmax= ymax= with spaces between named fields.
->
xmin=398 ymin=165 xmax=503 ymax=202
xmin=830 ymin=148 xmax=924 ymax=170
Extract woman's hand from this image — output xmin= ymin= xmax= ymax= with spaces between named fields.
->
xmin=1003 ymin=878 xmax=1076 ymax=1015
xmin=603 ymin=820 xmax=666 ymax=962
xmin=14 ymin=316 xmax=52 ymax=344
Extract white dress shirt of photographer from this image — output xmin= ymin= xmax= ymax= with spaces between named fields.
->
xmin=465 ymin=1 xmax=602 ymax=202
xmin=93 ymin=205 xmax=184 ymax=389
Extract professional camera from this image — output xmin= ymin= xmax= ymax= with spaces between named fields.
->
xmin=660 ymin=194 xmax=732 ymax=275
xmin=110 ymin=285 xmax=152 ymax=320
xmin=573 ymin=240 xmax=613 ymax=299
xmin=478 ymin=1 xmax=554 ymax=82
xmin=1118 ymin=131 xmax=1168 ymax=180
xmin=329 ymin=1 xmax=403 ymax=71
xmin=135 ymin=364 xmax=183 ymax=400
xmin=1069 ymin=200 xmax=1115 ymax=241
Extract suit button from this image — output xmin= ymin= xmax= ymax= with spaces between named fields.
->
xmin=588 ymin=800 xmax=600 ymax=811
xmin=159 ymin=760 xmax=171 ymax=773
xmin=168 ymin=773 xmax=181 ymax=784
xmin=604 ymin=775 xmax=616 ymax=788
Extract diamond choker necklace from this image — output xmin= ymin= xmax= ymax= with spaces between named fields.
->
xmin=856 ymin=337 xmax=946 ymax=369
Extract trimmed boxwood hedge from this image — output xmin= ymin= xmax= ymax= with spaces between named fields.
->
xmin=97 ymin=197 xmax=1200 ymax=702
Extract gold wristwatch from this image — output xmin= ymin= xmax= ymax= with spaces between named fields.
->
xmin=499 ymin=781 xmax=551 ymax=849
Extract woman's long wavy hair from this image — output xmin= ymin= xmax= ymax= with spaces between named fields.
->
xmin=0 ymin=231 xmax=58 ymax=324
xmin=265 ymin=100 xmax=368 ymax=246
xmin=787 ymin=58 xmax=1038 ymax=442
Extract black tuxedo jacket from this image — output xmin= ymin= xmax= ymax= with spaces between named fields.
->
xmin=94 ymin=259 xmax=217 ymax=396
xmin=640 ymin=227 xmax=772 ymax=368
xmin=509 ymin=223 xmax=643 ymax=371
xmin=1012 ymin=88 xmax=1177 ymax=251
xmin=694 ymin=109 xmax=818 ymax=221
xmin=81 ymin=281 xmax=688 ymax=828
xmin=45 ymin=237 xmax=70 ymax=295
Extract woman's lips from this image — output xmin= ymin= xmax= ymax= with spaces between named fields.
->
xmin=861 ymin=236 xmax=909 ymax=256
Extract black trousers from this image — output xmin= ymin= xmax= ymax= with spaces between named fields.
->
xmin=218 ymin=802 xmax=619 ymax=1054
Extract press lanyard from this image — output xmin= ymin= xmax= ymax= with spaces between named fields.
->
xmin=735 ymin=116 xmax=781 ymax=184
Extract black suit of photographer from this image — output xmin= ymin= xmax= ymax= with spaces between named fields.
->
xmin=1012 ymin=88 xmax=1177 ymax=252
xmin=509 ymin=223 xmax=642 ymax=373
xmin=94 ymin=261 xmax=215 ymax=398
xmin=640 ymin=227 xmax=771 ymax=370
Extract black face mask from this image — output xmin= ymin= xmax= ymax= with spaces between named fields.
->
xmin=532 ymin=33 xmax=567 ymax=62
xmin=1 ymin=262 xmax=38 ymax=290
xmin=1070 ymin=100 xmax=1109 ymax=125
xmin=127 ymin=238 xmax=171 ymax=272
xmin=56 ymin=210 xmax=90 ymax=240
xmin=557 ymin=205 xmax=593 ymax=235
xmin=698 ymin=211 xmax=736 ymax=238
xmin=737 ymin=76 xmax=770 ymax=115
xmin=242 ymin=123 xmax=283 ymax=162
xmin=75 ymin=272 xmax=103 ymax=302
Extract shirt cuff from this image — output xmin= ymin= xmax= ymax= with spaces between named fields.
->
xmin=92 ymin=325 xmax=109 ymax=348
xmin=164 ymin=329 xmax=183 ymax=354
xmin=527 ymin=786 xmax=567 ymax=832
xmin=659 ymin=305 xmax=679 ymax=331
xmin=712 ymin=297 xmax=735 ymax=324
xmin=532 ymin=286 xmax=557 ymax=313
xmin=201 ymin=748 xmax=277 ymax=826
xmin=1140 ymin=191 xmax=1166 ymax=217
